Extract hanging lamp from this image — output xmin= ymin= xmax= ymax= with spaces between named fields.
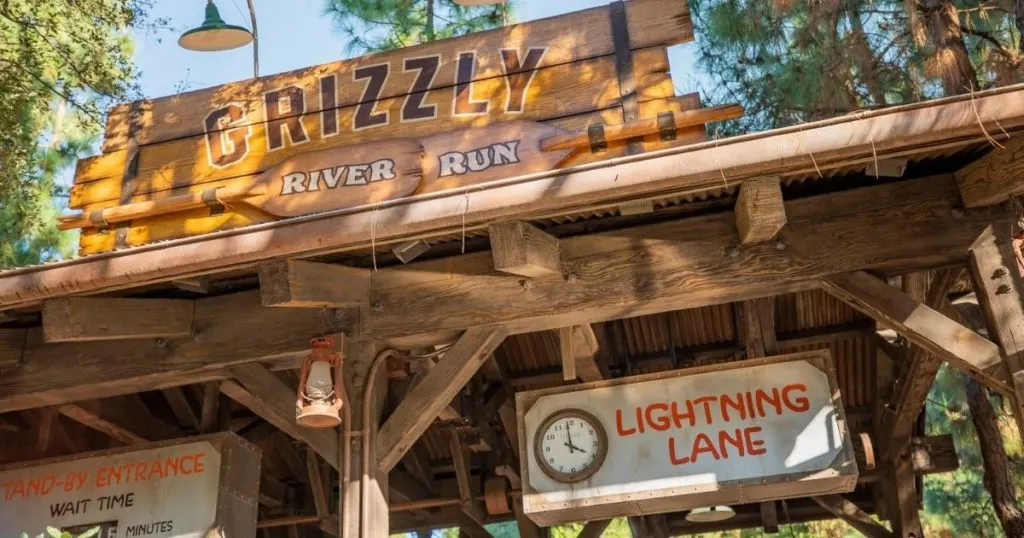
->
xmin=179 ymin=0 xmax=254 ymax=52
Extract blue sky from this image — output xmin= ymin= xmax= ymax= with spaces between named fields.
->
xmin=132 ymin=0 xmax=703 ymax=99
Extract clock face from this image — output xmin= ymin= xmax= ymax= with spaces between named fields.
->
xmin=534 ymin=409 xmax=608 ymax=483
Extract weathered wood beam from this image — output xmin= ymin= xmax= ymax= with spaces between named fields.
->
xmin=513 ymin=498 xmax=545 ymax=538
xmin=222 ymin=364 xmax=339 ymax=470
xmin=42 ymin=297 xmax=193 ymax=343
xmin=0 ymin=329 xmax=25 ymax=370
xmin=812 ymin=495 xmax=894 ymax=537
xmin=559 ymin=324 xmax=607 ymax=382
xmin=968 ymin=225 xmax=1024 ymax=435
xmin=0 ymin=178 xmax=1008 ymax=413
xmin=259 ymin=259 xmax=370 ymax=308
xmin=578 ymin=519 xmax=612 ymax=538
xmin=821 ymin=270 xmax=1006 ymax=391
xmin=735 ymin=176 xmax=786 ymax=245
xmin=161 ymin=387 xmax=200 ymax=430
xmin=955 ymin=138 xmax=1024 ymax=208
xmin=58 ymin=395 xmax=182 ymax=445
xmin=376 ymin=326 xmax=508 ymax=473
xmin=449 ymin=429 xmax=488 ymax=530
xmin=198 ymin=382 xmax=222 ymax=434
xmin=740 ymin=296 xmax=780 ymax=533
xmin=306 ymin=448 xmax=330 ymax=518
xmin=759 ymin=502 xmax=779 ymax=534
xmin=488 ymin=220 xmax=561 ymax=278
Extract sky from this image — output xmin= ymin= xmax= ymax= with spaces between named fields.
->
xmin=132 ymin=0 xmax=703 ymax=100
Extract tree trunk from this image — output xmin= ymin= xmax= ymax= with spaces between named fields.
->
xmin=1016 ymin=0 xmax=1024 ymax=52
xmin=425 ymin=0 xmax=435 ymax=42
xmin=965 ymin=376 xmax=1024 ymax=537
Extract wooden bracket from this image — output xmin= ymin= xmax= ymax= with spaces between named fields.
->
xmin=736 ymin=177 xmax=786 ymax=245
xmin=488 ymin=221 xmax=561 ymax=278
xmin=259 ymin=258 xmax=370 ymax=308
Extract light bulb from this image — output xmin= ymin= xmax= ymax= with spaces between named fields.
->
xmin=304 ymin=361 xmax=334 ymax=400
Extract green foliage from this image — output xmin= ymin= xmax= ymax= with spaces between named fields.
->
xmin=0 ymin=0 xmax=155 ymax=267
xmin=324 ymin=0 xmax=513 ymax=54
xmin=19 ymin=526 xmax=99 ymax=538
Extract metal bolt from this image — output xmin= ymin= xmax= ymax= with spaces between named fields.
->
xmin=774 ymin=237 xmax=787 ymax=251
xmin=154 ymin=338 xmax=167 ymax=348
xmin=952 ymin=207 xmax=965 ymax=218
xmin=565 ymin=273 xmax=578 ymax=284
xmin=993 ymin=268 xmax=1008 ymax=279
xmin=520 ymin=279 xmax=534 ymax=290
xmin=372 ymin=301 xmax=384 ymax=312
xmin=997 ymin=284 xmax=1012 ymax=295
xmin=725 ymin=246 xmax=741 ymax=259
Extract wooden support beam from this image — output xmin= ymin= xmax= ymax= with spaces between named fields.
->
xmin=968 ymin=225 xmax=1024 ymax=435
xmin=735 ymin=177 xmax=786 ymax=245
xmin=449 ymin=429 xmax=488 ymax=529
xmin=513 ymin=498 xmax=545 ymax=538
xmin=0 ymin=178 xmax=1008 ymax=413
xmin=161 ymin=387 xmax=200 ymax=430
xmin=0 ymin=329 xmax=25 ymax=370
xmin=955 ymin=138 xmax=1024 ymax=207
xmin=821 ymin=270 xmax=1006 ymax=390
xmin=222 ymin=364 xmax=339 ymax=470
xmin=42 ymin=297 xmax=193 ymax=343
xmin=341 ymin=339 xmax=388 ymax=538
xmin=760 ymin=501 xmax=780 ymax=534
xmin=377 ymin=326 xmax=508 ymax=473
xmin=259 ymin=259 xmax=370 ymax=308
xmin=488 ymin=220 xmax=561 ymax=278
xmin=306 ymin=448 xmax=330 ymax=518
xmin=578 ymin=519 xmax=612 ymax=538
xmin=812 ymin=495 xmax=894 ymax=537
xmin=58 ymin=395 xmax=183 ymax=445
xmin=559 ymin=325 xmax=607 ymax=382
xmin=199 ymin=382 xmax=222 ymax=434
xmin=35 ymin=408 xmax=56 ymax=456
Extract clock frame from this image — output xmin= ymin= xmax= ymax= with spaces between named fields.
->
xmin=533 ymin=408 xmax=608 ymax=483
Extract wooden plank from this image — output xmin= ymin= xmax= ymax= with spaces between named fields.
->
xmin=449 ymin=429 xmax=488 ymax=527
xmin=72 ymin=49 xmax=673 ymax=205
xmin=513 ymin=498 xmax=545 ymax=538
xmin=0 ymin=291 xmax=351 ymax=413
xmin=812 ymin=495 xmax=894 ymax=537
xmin=222 ymin=363 xmax=340 ymax=470
xmin=95 ymin=0 xmax=691 ymax=152
xmin=736 ymin=177 xmax=786 ymax=245
xmin=57 ymin=395 xmax=183 ymax=445
xmin=306 ymin=448 xmax=330 ymax=518
xmin=42 ymin=297 xmax=193 ymax=342
xmin=0 ymin=329 xmax=25 ymax=370
xmin=259 ymin=259 xmax=371 ymax=308
xmin=199 ymin=381 xmax=222 ymax=434
xmin=161 ymin=387 xmax=200 ymax=430
xmin=821 ymin=270 xmax=1006 ymax=390
xmin=968 ymin=225 xmax=1024 ymax=435
xmin=376 ymin=326 xmax=508 ymax=472
xmin=955 ymin=137 xmax=1024 ymax=207
xmin=489 ymin=221 xmax=561 ymax=278
xmin=760 ymin=501 xmax=779 ymax=534
xmin=578 ymin=519 xmax=611 ymax=538
xmin=560 ymin=324 xmax=606 ymax=382
xmin=741 ymin=296 xmax=779 ymax=533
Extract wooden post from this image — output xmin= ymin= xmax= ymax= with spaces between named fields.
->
xmin=741 ymin=297 xmax=780 ymax=534
xmin=488 ymin=220 xmax=561 ymax=278
xmin=735 ymin=177 xmax=786 ymax=245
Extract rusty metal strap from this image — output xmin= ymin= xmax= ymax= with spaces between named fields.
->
xmin=609 ymin=1 xmax=643 ymax=155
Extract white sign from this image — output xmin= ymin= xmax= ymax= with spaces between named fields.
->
xmin=518 ymin=351 xmax=858 ymax=526
xmin=0 ymin=436 xmax=248 ymax=538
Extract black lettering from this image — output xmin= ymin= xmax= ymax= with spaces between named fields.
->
xmin=320 ymin=75 xmax=339 ymax=137
xmin=454 ymin=52 xmax=488 ymax=116
xmin=353 ymin=64 xmax=389 ymax=130
xmin=500 ymin=48 xmax=546 ymax=113
xmin=264 ymin=85 xmax=309 ymax=151
xmin=402 ymin=56 xmax=440 ymax=122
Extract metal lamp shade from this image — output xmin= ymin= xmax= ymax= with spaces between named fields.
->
xmin=685 ymin=505 xmax=736 ymax=523
xmin=179 ymin=1 xmax=253 ymax=52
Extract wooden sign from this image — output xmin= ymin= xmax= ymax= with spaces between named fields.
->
xmin=0 ymin=433 xmax=260 ymax=538
xmin=64 ymin=0 xmax=725 ymax=254
xmin=516 ymin=351 xmax=858 ymax=526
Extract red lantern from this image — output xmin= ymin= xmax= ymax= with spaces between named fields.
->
xmin=296 ymin=337 xmax=344 ymax=428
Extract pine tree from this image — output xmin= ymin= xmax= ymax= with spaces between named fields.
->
xmin=324 ymin=0 xmax=512 ymax=54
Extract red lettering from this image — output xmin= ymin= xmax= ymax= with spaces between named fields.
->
xmin=755 ymin=388 xmax=783 ymax=416
xmin=615 ymin=409 xmax=636 ymax=436
xmin=693 ymin=396 xmax=717 ymax=425
xmin=645 ymin=403 xmax=671 ymax=431
xmin=670 ymin=400 xmax=695 ymax=428
xmin=782 ymin=384 xmax=810 ymax=412
xmin=744 ymin=426 xmax=767 ymax=456
xmin=744 ymin=391 xmax=756 ymax=417
xmin=690 ymin=433 xmax=720 ymax=463
xmin=668 ymin=437 xmax=689 ymax=465
xmin=194 ymin=453 xmax=206 ymax=474
xmin=181 ymin=455 xmax=194 ymax=474
xmin=720 ymin=393 xmax=747 ymax=421
xmin=635 ymin=407 xmax=646 ymax=434
xmin=718 ymin=429 xmax=746 ymax=458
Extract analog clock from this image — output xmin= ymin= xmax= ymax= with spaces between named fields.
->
xmin=534 ymin=409 xmax=608 ymax=483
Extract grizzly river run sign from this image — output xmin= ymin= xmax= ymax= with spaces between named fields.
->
xmin=0 ymin=434 xmax=259 ymax=538
xmin=516 ymin=351 xmax=859 ymax=526
xmin=60 ymin=0 xmax=747 ymax=253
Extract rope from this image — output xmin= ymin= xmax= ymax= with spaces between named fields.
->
xmin=461 ymin=189 xmax=472 ymax=254
xmin=869 ymin=137 xmax=879 ymax=179
xmin=370 ymin=201 xmax=381 ymax=271
xmin=712 ymin=128 xmax=729 ymax=190
xmin=966 ymin=83 xmax=1007 ymax=149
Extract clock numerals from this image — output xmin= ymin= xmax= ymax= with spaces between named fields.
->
xmin=535 ymin=409 xmax=607 ymax=484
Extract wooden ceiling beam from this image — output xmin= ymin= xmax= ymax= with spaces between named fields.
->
xmin=259 ymin=259 xmax=370 ymax=308
xmin=57 ymin=395 xmax=182 ymax=445
xmin=578 ymin=519 xmax=612 ymax=538
xmin=488 ymin=220 xmax=562 ymax=278
xmin=735 ymin=177 xmax=786 ymax=245
xmin=221 ymin=364 xmax=339 ymax=470
xmin=812 ymin=495 xmax=894 ymax=537
xmin=955 ymin=138 xmax=1024 ymax=208
xmin=559 ymin=324 xmax=607 ymax=382
xmin=42 ymin=297 xmax=193 ymax=343
xmin=376 ymin=326 xmax=508 ymax=473
xmin=821 ymin=270 xmax=1007 ymax=392
xmin=449 ymin=429 xmax=489 ymax=530
xmin=160 ymin=387 xmax=200 ymax=431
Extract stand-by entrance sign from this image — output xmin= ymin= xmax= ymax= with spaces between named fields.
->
xmin=516 ymin=351 xmax=858 ymax=526
xmin=0 ymin=433 xmax=260 ymax=538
